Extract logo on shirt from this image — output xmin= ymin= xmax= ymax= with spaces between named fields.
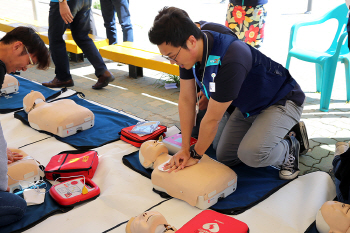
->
xmin=206 ymin=55 xmax=221 ymax=66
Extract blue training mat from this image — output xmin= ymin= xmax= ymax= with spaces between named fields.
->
xmin=0 ymin=182 xmax=73 ymax=233
xmin=14 ymin=93 xmax=139 ymax=150
xmin=122 ymin=146 xmax=294 ymax=215
xmin=0 ymin=75 xmax=61 ymax=114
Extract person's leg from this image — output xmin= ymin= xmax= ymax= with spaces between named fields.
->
xmin=212 ymin=111 xmax=230 ymax=150
xmin=100 ymin=0 xmax=117 ymax=45
xmin=217 ymin=101 xmax=303 ymax=168
xmin=70 ymin=0 xmax=108 ymax=78
xmin=216 ymin=107 xmax=253 ymax=167
xmin=48 ymin=1 xmax=71 ymax=81
xmin=89 ymin=10 xmax=97 ymax=36
xmin=238 ymin=101 xmax=303 ymax=168
xmin=113 ymin=0 xmax=133 ymax=42
xmin=0 ymin=192 xmax=26 ymax=227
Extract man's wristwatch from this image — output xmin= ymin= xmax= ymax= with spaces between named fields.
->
xmin=190 ymin=148 xmax=203 ymax=160
xmin=58 ymin=0 xmax=65 ymax=3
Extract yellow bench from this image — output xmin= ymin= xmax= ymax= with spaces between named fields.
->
xmin=0 ymin=17 xmax=108 ymax=58
xmin=99 ymin=42 xmax=180 ymax=78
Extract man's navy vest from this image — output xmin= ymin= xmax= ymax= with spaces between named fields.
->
xmin=193 ymin=31 xmax=296 ymax=118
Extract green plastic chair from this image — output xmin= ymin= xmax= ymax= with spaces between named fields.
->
xmin=285 ymin=3 xmax=349 ymax=112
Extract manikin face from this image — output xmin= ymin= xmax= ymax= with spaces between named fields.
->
xmin=6 ymin=43 xmax=37 ymax=73
xmin=157 ymin=36 xmax=199 ymax=70
xmin=139 ymin=140 xmax=168 ymax=168
xmin=321 ymin=201 xmax=350 ymax=233
xmin=130 ymin=211 xmax=168 ymax=233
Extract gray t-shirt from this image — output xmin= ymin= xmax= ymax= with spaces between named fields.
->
xmin=0 ymin=123 xmax=8 ymax=191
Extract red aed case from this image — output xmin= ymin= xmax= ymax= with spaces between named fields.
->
xmin=177 ymin=210 xmax=249 ymax=233
xmin=49 ymin=177 xmax=100 ymax=206
xmin=120 ymin=125 xmax=167 ymax=147
xmin=45 ymin=150 xmax=98 ymax=181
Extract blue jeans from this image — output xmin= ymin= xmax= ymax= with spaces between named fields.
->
xmin=100 ymin=0 xmax=133 ymax=45
xmin=49 ymin=0 xmax=107 ymax=81
xmin=0 ymin=191 xmax=26 ymax=227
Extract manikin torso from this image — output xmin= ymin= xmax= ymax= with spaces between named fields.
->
xmin=7 ymin=148 xmax=42 ymax=192
xmin=23 ymin=91 xmax=94 ymax=137
xmin=139 ymin=140 xmax=237 ymax=209
xmin=1 ymin=74 xmax=19 ymax=94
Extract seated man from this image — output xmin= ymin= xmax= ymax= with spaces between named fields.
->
xmin=0 ymin=137 xmax=27 ymax=227
xmin=139 ymin=140 xmax=237 ymax=209
xmin=0 ymin=26 xmax=50 ymax=227
xmin=126 ymin=211 xmax=176 ymax=233
xmin=23 ymin=91 xmax=95 ymax=138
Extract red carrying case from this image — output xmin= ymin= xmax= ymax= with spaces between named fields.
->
xmin=45 ymin=150 xmax=99 ymax=181
xmin=176 ymin=210 xmax=249 ymax=233
xmin=120 ymin=125 xmax=167 ymax=147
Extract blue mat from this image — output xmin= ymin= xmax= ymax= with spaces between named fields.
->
xmin=0 ymin=182 xmax=73 ymax=233
xmin=14 ymin=93 xmax=139 ymax=150
xmin=0 ymin=75 xmax=61 ymax=114
xmin=122 ymin=147 xmax=294 ymax=215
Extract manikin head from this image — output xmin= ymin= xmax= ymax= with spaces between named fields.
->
xmin=316 ymin=201 xmax=350 ymax=233
xmin=23 ymin=90 xmax=45 ymax=113
xmin=148 ymin=7 xmax=203 ymax=70
xmin=125 ymin=211 xmax=176 ymax=233
xmin=139 ymin=140 xmax=168 ymax=169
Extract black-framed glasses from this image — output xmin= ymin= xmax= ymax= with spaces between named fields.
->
xmin=162 ymin=46 xmax=182 ymax=63
xmin=24 ymin=45 xmax=35 ymax=68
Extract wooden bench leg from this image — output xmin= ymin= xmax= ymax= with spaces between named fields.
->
xmin=129 ymin=65 xmax=143 ymax=78
xmin=68 ymin=52 xmax=84 ymax=63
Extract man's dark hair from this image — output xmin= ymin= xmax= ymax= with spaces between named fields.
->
xmin=1 ymin=26 xmax=50 ymax=70
xmin=148 ymin=7 xmax=202 ymax=49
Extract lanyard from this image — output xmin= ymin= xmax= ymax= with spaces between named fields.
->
xmin=196 ymin=33 xmax=210 ymax=101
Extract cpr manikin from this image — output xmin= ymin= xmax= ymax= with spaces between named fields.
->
xmin=23 ymin=90 xmax=95 ymax=137
xmin=125 ymin=211 xmax=177 ymax=233
xmin=139 ymin=140 xmax=237 ymax=209
xmin=7 ymin=148 xmax=43 ymax=193
xmin=316 ymin=201 xmax=350 ymax=233
xmin=1 ymin=74 xmax=19 ymax=94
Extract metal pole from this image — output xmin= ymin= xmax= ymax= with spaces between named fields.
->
xmin=305 ymin=0 xmax=312 ymax=14
xmin=31 ymin=0 xmax=40 ymax=22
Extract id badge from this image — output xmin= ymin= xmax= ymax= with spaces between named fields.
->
xmin=209 ymin=82 xmax=215 ymax=92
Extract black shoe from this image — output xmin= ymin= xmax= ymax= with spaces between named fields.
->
xmin=279 ymin=135 xmax=300 ymax=180
xmin=92 ymin=70 xmax=115 ymax=89
xmin=287 ymin=121 xmax=309 ymax=155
